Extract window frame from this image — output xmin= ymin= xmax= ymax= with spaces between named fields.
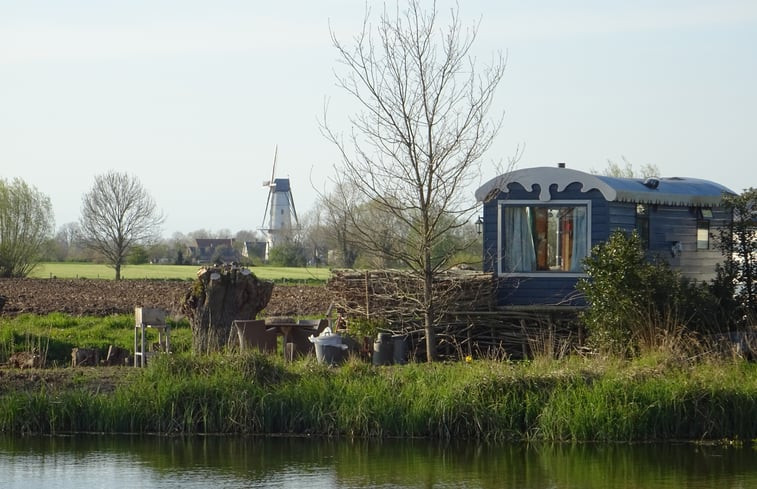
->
xmin=497 ymin=199 xmax=592 ymax=278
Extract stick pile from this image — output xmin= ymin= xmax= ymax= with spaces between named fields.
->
xmin=326 ymin=269 xmax=496 ymax=320
xmin=326 ymin=269 xmax=582 ymax=360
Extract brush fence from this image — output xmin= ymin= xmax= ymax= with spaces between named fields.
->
xmin=326 ymin=269 xmax=582 ymax=359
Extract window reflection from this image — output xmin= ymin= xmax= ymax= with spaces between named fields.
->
xmin=502 ymin=205 xmax=588 ymax=273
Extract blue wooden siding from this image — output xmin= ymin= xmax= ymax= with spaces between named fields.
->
xmin=607 ymin=202 xmax=636 ymax=232
xmin=483 ymin=182 xmax=730 ymax=306
xmin=481 ymin=198 xmax=499 ymax=274
xmin=497 ymin=276 xmax=584 ymax=306
xmin=599 ymin=204 xmax=727 ymax=281
xmin=650 ymin=205 xmax=691 ymax=250
xmin=651 ymin=206 xmax=730 ymax=282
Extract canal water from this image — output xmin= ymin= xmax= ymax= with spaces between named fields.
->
xmin=1 ymin=435 xmax=755 ymax=488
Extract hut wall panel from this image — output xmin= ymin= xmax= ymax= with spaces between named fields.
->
xmin=607 ymin=202 xmax=636 ymax=232
xmin=497 ymin=276 xmax=584 ymax=306
xmin=650 ymin=206 xmax=693 ymax=250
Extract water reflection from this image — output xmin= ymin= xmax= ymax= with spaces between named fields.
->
xmin=1 ymin=436 xmax=755 ymax=488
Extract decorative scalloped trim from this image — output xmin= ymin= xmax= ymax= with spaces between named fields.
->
xmin=475 ymin=166 xmax=616 ymax=202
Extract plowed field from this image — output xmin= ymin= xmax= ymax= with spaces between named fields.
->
xmin=0 ymin=278 xmax=334 ymax=318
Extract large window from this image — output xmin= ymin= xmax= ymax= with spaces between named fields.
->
xmin=500 ymin=202 xmax=589 ymax=274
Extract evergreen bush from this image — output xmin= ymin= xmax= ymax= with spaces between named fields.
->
xmin=577 ymin=230 xmax=722 ymax=355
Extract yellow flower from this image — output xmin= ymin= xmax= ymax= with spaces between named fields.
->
xmin=465 ymin=355 xmax=473 ymax=363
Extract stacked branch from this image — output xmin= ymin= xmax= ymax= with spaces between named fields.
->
xmin=435 ymin=309 xmax=581 ymax=360
xmin=327 ymin=269 xmax=581 ymax=360
xmin=327 ymin=269 xmax=496 ymax=322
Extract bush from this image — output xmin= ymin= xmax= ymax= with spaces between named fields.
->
xmin=127 ymin=245 xmax=149 ymax=265
xmin=267 ymin=242 xmax=307 ymax=267
xmin=577 ymin=230 xmax=722 ymax=356
xmin=712 ymin=188 xmax=757 ymax=325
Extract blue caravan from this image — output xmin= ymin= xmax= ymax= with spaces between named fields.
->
xmin=475 ymin=164 xmax=735 ymax=307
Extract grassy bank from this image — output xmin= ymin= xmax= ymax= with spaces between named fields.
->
xmin=2 ymin=314 xmax=756 ymax=441
xmin=29 ymin=262 xmax=331 ymax=283
xmin=2 ymin=350 xmax=757 ymax=441
xmin=0 ymin=313 xmax=193 ymax=366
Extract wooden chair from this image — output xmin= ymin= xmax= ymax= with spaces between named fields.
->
xmin=234 ymin=320 xmax=278 ymax=353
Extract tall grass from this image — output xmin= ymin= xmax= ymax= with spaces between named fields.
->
xmin=3 ymin=350 xmax=757 ymax=441
xmin=0 ymin=313 xmax=192 ymax=365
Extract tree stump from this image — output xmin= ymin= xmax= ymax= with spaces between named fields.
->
xmin=182 ymin=264 xmax=274 ymax=354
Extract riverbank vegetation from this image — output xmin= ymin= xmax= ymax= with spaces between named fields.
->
xmin=1 ymin=340 xmax=756 ymax=441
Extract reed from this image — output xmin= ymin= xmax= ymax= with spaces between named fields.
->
xmin=2 ymin=350 xmax=757 ymax=441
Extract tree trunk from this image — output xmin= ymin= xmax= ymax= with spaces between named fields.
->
xmin=182 ymin=265 xmax=274 ymax=354
xmin=423 ymin=249 xmax=437 ymax=362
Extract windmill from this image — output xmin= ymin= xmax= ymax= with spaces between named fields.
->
xmin=261 ymin=145 xmax=299 ymax=260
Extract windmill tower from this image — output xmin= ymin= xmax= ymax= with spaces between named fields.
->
xmin=261 ymin=146 xmax=299 ymax=260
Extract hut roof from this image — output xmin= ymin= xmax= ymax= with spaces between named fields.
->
xmin=475 ymin=166 xmax=734 ymax=207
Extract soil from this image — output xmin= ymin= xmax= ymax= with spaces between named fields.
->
xmin=0 ymin=278 xmax=334 ymax=318
xmin=0 ymin=277 xmax=336 ymax=394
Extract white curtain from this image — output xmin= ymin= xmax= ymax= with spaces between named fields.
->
xmin=570 ymin=206 xmax=588 ymax=272
xmin=504 ymin=207 xmax=536 ymax=272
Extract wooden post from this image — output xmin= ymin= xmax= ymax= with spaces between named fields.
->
xmin=285 ymin=342 xmax=295 ymax=362
xmin=364 ymin=270 xmax=370 ymax=320
xmin=520 ymin=319 xmax=528 ymax=359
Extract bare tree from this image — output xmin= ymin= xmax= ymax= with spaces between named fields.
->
xmin=0 ymin=178 xmax=54 ymax=277
xmin=79 ymin=171 xmax=164 ymax=280
xmin=322 ymin=1 xmax=505 ymax=361
xmin=313 ymin=183 xmax=363 ymax=267
xmin=50 ymin=222 xmax=86 ymax=262
xmin=596 ymin=156 xmax=660 ymax=179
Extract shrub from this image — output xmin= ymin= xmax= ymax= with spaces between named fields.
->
xmin=267 ymin=242 xmax=307 ymax=267
xmin=127 ymin=245 xmax=149 ymax=265
xmin=577 ymin=230 xmax=722 ymax=356
xmin=712 ymin=188 xmax=757 ymax=326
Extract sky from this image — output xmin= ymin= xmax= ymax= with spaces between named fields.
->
xmin=2 ymin=0 xmax=756 ymax=238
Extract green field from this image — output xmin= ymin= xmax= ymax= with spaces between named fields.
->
xmin=30 ymin=262 xmax=331 ymax=282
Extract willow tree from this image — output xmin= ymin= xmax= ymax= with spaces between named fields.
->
xmin=80 ymin=171 xmax=164 ymax=280
xmin=323 ymin=1 xmax=505 ymax=361
xmin=0 ymin=178 xmax=54 ymax=277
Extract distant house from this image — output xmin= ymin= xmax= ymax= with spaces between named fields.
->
xmin=475 ymin=164 xmax=735 ymax=307
xmin=241 ymin=241 xmax=266 ymax=261
xmin=186 ymin=238 xmax=239 ymax=264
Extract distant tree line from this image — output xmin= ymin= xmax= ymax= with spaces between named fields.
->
xmin=0 ymin=174 xmax=481 ymax=276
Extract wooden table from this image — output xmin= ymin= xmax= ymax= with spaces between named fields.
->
xmin=264 ymin=318 xmax=328 ymax=360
